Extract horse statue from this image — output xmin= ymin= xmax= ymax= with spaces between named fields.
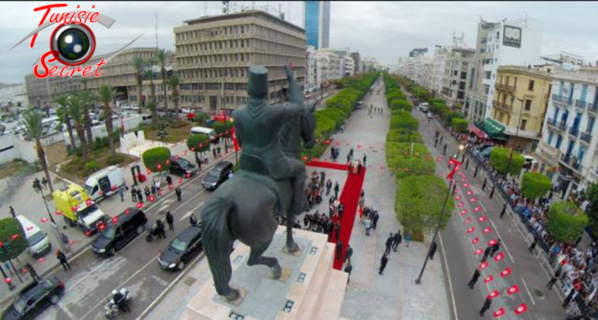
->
xmin=201 ymin=65 xmax=317 ymax=302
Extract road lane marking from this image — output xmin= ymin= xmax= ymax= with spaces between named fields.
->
xmin=179 ymin=201 xmax=205 ymax=222
xmin=136 ymin=253 xmax=205 ymax=320
xmin=521 ymin=275 xmax=536 ymax=305
xmin=56 ymin=300 xmax=78 ymax=320
xmin=78 ymin=254 xmax=161 ymax=320
xmin=488 ymin=219 xmax=515 ymax=264
xmin=439 ymin=233 xmax=459 ymax=320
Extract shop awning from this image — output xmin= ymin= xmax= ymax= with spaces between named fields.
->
xmin=475 ymin=118 xmax=509 ymax=141
xmin=469 ymin=124 xmax=488 ymax=139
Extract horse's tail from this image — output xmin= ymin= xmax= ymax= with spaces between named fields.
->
xmin=201 ymin=196 xmax=236 ymax=296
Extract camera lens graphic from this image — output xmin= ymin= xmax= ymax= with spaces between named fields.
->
xmin=50 ymin=23 xmax=96 ymax=66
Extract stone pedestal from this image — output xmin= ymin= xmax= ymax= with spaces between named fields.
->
xmin=180 ymin=226 xmax=348 ymax=320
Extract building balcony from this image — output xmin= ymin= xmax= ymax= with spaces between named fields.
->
xmin=569 ymin=127 xmax=579 ymax=137
xmin=552 ymin=94 xmax=565 ymax=103
xmin=559 ymin=154 xmax=583 ymax=173
xmin=580 ymin=131 xmax=592 ymax=144
xmin=575 ymin=99 xmax=588 ymax=111
xmin=588 ymin=103 xmax=598 ymax=115
xmin=496 ymin=83 xmax=515 ymax=92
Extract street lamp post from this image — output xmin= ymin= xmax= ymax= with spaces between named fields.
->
xmin=416 ymin=145 xmax=462 ymax=284
xmin=32 ymin=178 xmax=67 ymax=252
xmin=505 ymin=96 xmax=525 ymax=177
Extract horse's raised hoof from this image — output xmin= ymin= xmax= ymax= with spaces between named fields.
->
xmin=271 ymin=264 xmax=282 ymax=279
xmin=224 ymin=288 xmax=241 ymax=302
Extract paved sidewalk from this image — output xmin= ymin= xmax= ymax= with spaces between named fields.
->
xmin=0 ymin=136 xmax=233 ymax=304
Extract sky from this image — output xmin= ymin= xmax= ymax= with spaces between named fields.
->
xmin=2 ymin=1 xmax=598 ymax=84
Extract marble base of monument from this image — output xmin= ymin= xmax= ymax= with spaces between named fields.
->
xmin=180 ymin=226 xmax=348 ymax=320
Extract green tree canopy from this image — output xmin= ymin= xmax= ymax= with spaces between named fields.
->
xmin=212 ymin=120 xmax=234 ymax=138
xmin=451 ymin=118 xmax=469 ymax=133
xmin=583 ymin=182 xmax=598 ymax=238
xmin=187 ymin=134 xmax=211 ymax=153
xmin=521 ymin=172 xmax=552 ymax=200
xmin=547 ymin=201 xmax=588 ymax=244
xmin=385 ymin=142 xmax=434 ymax=178
xmin=490 ymin=147 xmax=524 ymax=176
xmin=395 ymin=175 xmax=454 ymax=234
xmin=0 ymin=218 xmax=27 ymax=262
xmin=142 ymin=147 xmax=171 ymax=172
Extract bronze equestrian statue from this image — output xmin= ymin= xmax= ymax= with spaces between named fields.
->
xmin=201 ymin=65 xmax=316 ymax=301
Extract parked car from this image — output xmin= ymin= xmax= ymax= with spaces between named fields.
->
xmin=158 ymin=225 xmax=202 ymax=271
xmin=169 ymin=157 xmax=198 ymax=177
xmin=1 ymin=277 xmax=64 ymax=320
xmin=202 ymin=161 xmax=234 ymax=191
xmin=418 ymin=103 xmax=429 ymax=112
xmin=84 ymin=166 xmax=126 ymax=202
xmin=16 ymin=216 xmax=51 ymax=258
xmin=92 ymin=208 xmax=147 ymax=257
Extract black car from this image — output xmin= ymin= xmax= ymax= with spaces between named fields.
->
xmin=1 ymin=277 xmax=64 ymax=320
xmin=169 ymin=157 xmax=197 ymax=177
xmin=92 ymin=208 xmax=147 ymax=257
xmin=158 ymin=225 xmax=202 ymax=271
xmin=202 ymin=161 xmax=233 ymax=190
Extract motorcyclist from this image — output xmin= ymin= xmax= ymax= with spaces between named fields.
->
xmin=112 ymin=289 xmax=130 ymax=313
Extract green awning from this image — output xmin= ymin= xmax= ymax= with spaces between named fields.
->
xmin=475 ymin=118 xmax=509 ymax=141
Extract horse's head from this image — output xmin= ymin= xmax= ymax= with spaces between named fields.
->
xmin=300 ymin=102 xmax=317 ymax=149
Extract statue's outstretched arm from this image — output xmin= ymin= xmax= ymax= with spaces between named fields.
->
xmin=284 ymin=65 xmax=304 ymax=106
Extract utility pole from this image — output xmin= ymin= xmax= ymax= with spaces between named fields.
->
xmin=505 ymin=96 xmax=525 ymax=177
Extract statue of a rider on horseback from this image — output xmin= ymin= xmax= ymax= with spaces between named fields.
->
xmin=201 ymin=65 xmax=316 ymax=302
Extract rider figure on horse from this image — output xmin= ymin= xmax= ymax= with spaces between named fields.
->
xmin=231 ymin=65 xmax=308 ymax=216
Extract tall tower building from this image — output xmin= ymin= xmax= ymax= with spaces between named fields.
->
xmin=303 ymin=1 xmax=330 ymax=49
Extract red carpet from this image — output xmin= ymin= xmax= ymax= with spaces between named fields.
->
xmin=307 ymin=160 xmax=366 ymax=270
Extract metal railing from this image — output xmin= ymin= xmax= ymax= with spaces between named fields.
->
xmin=581 ymin=132 xmax=592 ymax=143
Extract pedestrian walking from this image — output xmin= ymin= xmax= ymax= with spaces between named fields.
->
xmin=547 ymin=268 xmax=561 ymax=290
xmin=345 ymin=245 xmax=353 ymax=263
xmin=166 ymin=175 xmax=173 ymax=187
xmin=372 ymin=210 xmax=379 ymax=230
xmin=165 ymin=211 xmax=174 ymax=231
xmin=482 ymin=178 xmax=487 ymax=191
xmin=326 ymin=179 xmax=332 ymax=196
xmin=56 ymin=250 xmax=71 ymax=271
xmin=217 ymin=146 xmax=221 ymax=157
xmin=118 ymin=187 xmax=125 ymax=202
xmin=145 ymin=186 xmax=151 ymax=202
xmin=529 ymin=238 xmax=537 ymax=253
xmin=384 ymin=233 xmax=394 ymax=254
xmin=335 ymin=240 xmax=343 ymax=261
xmin=429 ymin=240 xmax=438 ymax=260
xmin=379 ymin=252 xmax=389 ymax=275
xmin=131 ymin=188 xmax=137 ymax=202
xmin=392 ymin=231 xmax=402 ymax=251
xmin=489 ymin=239 xmax=501 ymax=257
xmin=175 ymin=187 xmax=182 ymax=201
xmin=481 ymin=246 xmax=492 ymax=262
xmin=137 ymin=188 xmax=144 ymax=203
xmin=499 ymin=204 xmax=507 ymax=219
xmin=468 ymin=268 xmax=481 ymax=288
xmin=473 ymin=165 xmax=479 ymax=178
xmin=189 ymin=213 xmax=198 ymax=226
xmin=346 ymin=153 xmax=351 ymax=164
xmin=212 ymin=148 xmax=217 ymax=158
xmin=25 ymin=263 xmax=40 ymax=282
xmin=334 ymin=182 xmax=340 ymax=199
xmin=344 ymin=263 xmax=353 ymax=284
xmin=443 ymin=144 xmax=447 ymax=155
xmin=156 ymin=219 xmax=167 ymax=239
xmin=489 ymin=185 xmax=495 ymax=199
xmin=479 ymin=296 xmax=492 ymax=316
xmin=440 ymin=135 xmax=444 ymax=144
xmin=364 ymin=218 xmax=371 ymax=236
xmin=363 ymin=153 xmax=367 ymax=166
xmin=9 ymin=206 xmax=16 ymax=219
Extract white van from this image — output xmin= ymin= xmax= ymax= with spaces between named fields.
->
xmin=84 ymin=166 xmax=125 ymax=202
xmin=16 ymin=215 xmax=52 ymax=257
xmin=190 ymin=126 xmax=217 ymax=142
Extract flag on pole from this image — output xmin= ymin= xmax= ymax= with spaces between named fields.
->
xmin=231 ymin=126 xmax=240 ymax=152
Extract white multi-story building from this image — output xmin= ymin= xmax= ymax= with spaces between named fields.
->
xmin=535 ymin=68 xmax=598 ymax=198
xmin=315 ymin=49 xmax=343 ymax=86
xmin=305 ymin=45 xmax=317 ymax=92
xmin=343 ymin=54 xmax=355 ymax=77
xmin=431 ymin=45 xmax=449 ymax=95
xmin=467 ymin=16 xmax=543 ymax=123
xmin=442 ymin=47 xmax=476 ymax=108
xmin=0 ymin=84 xmax=28 ymax=109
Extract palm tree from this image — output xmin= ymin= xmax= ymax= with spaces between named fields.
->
xmin=155 ymin=49 xmax=169 ymax=110
xmin=67 ymin=93 xmax=89 ymax=161
xmin=147 ymin=101 xmax=158 ymax=126
xmin=144 ymin=68 xmax=156 ymax=104
xmin=21 ymin=108 xmax=54 ymax=193
xmin=98 ymin=85 xmax=116 ymax=154
xmin=78 ymin=90 xmax=94 ymax=148
xmin=54 ymin=94 xmax=77 ymax=151
xmin=132 ymin=57 xmax=145 ymax=114
xmin=166 ymin=73 xmax=180 ymax=121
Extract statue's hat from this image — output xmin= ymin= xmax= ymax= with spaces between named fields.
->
xmin=248 ymin=66 xmax=268 ymax=99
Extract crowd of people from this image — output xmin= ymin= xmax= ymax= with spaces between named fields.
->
xmin=441 ymin=123 xmax=598 ymax=317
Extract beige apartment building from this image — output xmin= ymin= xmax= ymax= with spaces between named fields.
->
xmin=24 ymin=47 xmax=172 ymax=108
xmin=174 ymin=10 xmax=306 ymax=112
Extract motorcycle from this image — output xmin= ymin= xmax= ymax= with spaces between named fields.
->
xmin=145 ymin=221 xmax=165 ymax=242
xmin=104 ymin=288 xmax=129 ymax=319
